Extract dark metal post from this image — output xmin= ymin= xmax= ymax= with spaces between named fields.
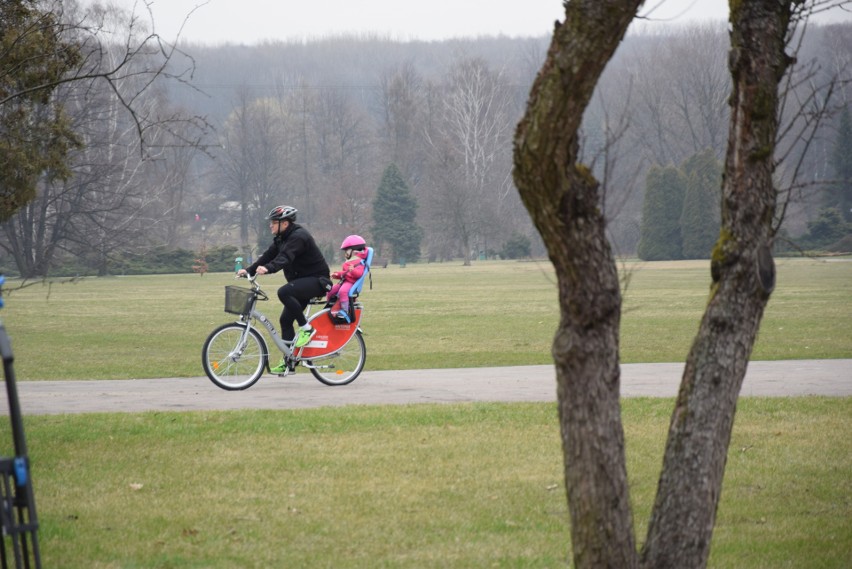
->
xmin=0 ymin=275 xmax=41 ymax=569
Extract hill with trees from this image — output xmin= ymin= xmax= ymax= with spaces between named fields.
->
xmin=2 ymin=2 xmax=849 ymax=277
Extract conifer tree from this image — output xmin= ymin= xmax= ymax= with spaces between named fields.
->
xmin=637 ymin=165 xmax=686 ymax=260
xmin=680 ymin=149 xmax=722 ymax=259
xmin=1 ymin=0 xmax=81 ymax=221
xmin=827 ymin=105 xmax=852 ymax=222
xmin=371 ymin=164 xmax=423 ymax=262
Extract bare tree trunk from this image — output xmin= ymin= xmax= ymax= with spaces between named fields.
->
xmin=513 ymin=2 xmax=643 ymax=567
xmin=640 ymin=2 xmax=791 ymax=567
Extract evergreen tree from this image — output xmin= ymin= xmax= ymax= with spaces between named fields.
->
xmin=827 ymin=105 xmax=852 ymax=222
xmin=501 ymin=232 xmax=531 ymax=259
xmin=372 ymin=164 xmax=423 ymax=262
xmin=1 ymin=0 xmax=81 ymax=221
xmin=637 ymin=165 xmax=686 ymax=260
xmin=803 ymin=207 xmax=849 ymax=248
xmin=680 ymin=149 xmax=722 ymax=259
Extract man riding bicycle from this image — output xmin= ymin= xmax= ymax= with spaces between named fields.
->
xmin=237 ymin=205 xmax=331 ymax=372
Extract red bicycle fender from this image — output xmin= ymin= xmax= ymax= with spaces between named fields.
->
xmin=296 ymin=307 xmax=361 ymax=357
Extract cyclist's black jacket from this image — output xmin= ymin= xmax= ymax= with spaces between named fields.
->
xmin=248 ymin=223 xmax=330 ymax=282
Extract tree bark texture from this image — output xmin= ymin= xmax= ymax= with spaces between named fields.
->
xmin=513 ymin=2 xmax=644 ymax=568
xmin=640 ymin=2 xmax=791 ymax=567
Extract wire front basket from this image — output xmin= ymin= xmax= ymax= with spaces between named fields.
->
xmin=224 ymin=286 xmax=255 ymax=315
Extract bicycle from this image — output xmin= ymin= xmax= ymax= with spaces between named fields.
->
xmin=201 ymin=248 xmax=372 ymax=390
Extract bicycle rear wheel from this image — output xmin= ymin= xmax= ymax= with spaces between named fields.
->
xmin=308 ymin=330 xmax=366 ymax=386
xmin=202 ymin=323 xmax=267 ymax=390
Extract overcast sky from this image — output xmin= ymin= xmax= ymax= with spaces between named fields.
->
xmin=90 ymin=0 xmax=850 ymax=44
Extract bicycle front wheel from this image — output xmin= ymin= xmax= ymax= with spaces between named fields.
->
xmin=202 ymin=323 xmax=268 ymax=390
xmin=308 ymin=330 xmax=366 ymax=386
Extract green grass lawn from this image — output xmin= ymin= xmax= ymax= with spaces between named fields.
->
xmin=1 ymin=257 xmax=849 ymax=567
xmin=8 ymin=398 xmax=849 ymax=568
xmin=1 ymin=257 xmax=850 ymax=380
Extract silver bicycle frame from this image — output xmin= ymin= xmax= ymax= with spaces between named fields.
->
xmin=233 ymin=277 xmax=362 ymax=369
xmin=239 ymin=300 xmax=357 ymax=362
xmin=246 ymin=308 xmax=290 ymax=355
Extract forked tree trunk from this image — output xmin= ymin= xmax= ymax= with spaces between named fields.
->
xmin=513 ymin=2 xmax=644 ymax=567
xmin=640 ymin=2 xmax=790 ymax=566
xmin=515 ymin=0 xmax=795 ymax=567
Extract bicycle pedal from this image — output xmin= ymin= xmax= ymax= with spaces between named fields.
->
xmin=274 ymin=365 xmax=297 ymax=377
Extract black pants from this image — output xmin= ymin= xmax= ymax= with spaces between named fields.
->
xmin=276 ymin=276 xmax=328 ymax=343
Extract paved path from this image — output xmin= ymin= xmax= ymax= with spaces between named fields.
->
xmin=2 ymin=360 xmax=849 ymax=416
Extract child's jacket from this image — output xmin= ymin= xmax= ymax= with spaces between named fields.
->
xmin=332 ymin=249 xmax=369 ymax=283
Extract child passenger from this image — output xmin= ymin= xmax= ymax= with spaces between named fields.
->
xmin=327 ymin=235 xmax=369 ymax=321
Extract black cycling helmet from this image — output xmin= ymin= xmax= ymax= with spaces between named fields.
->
xmin=267 ymin=205 xmax=297 ymax=222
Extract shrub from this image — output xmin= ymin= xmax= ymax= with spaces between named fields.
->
xmin=501 ymin=233 xmax=532 ymax=259
xmin=638 ymin=165 xmax=686 ymax=261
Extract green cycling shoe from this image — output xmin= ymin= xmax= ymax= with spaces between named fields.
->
xmin=294 ymin=327 xmax=316 ymax=348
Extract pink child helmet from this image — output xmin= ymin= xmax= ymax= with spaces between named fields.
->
xmin=340 ymin=235 xmax=367 ymax=251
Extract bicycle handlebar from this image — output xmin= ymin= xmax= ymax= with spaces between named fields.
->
xmin=235 ymin=272 xmax=258 ymax=284
xmin=236 ymin=273 xmax=269 ymax=301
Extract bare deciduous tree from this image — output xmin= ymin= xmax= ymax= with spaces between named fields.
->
xmin=513 ymin=1 xmax=826 ymax=567
xmin=150 ymin=118 xmax=206 ymax=249
xmin=217 ymin=89 xmax=291 ymax=255
xmin=425 ymin=57 xmax=515 ymax=263
xmin=621 ymin=25 xmax=730 ymax=166
xmin=377 ymin=61 xmax=427 ymax=185
xmin=641 ymin=2 xmax=799 ymax=561
xmin=514 ymin=3 xmax=642 ymax=564
xmin=0 ymin=0 xmax=210 ymax=276
xmin=310 ymin=87 xmax=377 ymax=235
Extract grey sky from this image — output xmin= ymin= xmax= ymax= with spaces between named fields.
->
xmin=91 ymin=0 xmax=716 ymax=44
xmin=90 ymin=0 xmax=849 ymax=44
